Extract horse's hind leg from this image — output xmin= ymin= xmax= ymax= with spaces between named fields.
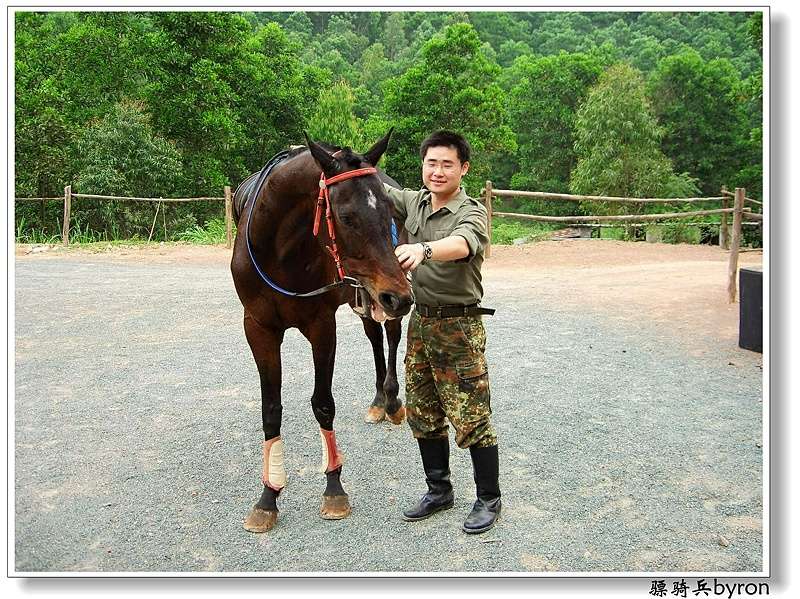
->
xmin=242 ymin=314 xmax=285 ymax=533
xmin=383 ymin=318 xmax=406 ymax=424
xmin=361 ymin=317 xmax=388 ymax=423
xmin=302 ymin=315 xmax=351 ymax=520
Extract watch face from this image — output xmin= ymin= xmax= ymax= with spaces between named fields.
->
xmin=424 ymin=244 xmax=433 ymax=259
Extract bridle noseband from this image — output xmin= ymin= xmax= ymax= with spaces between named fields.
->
xmin=245 ymin=153 xmax=387 ymax=298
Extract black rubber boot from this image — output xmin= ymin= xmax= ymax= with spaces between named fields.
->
xmin=402 ymin=437 xmax=454 ymax=521
xmin=463 ymin=444 xmax=501 ymax=534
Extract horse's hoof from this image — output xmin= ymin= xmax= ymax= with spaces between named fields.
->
xmin=364 ymin=406 xmax=385 ymax=423
xmin=243 ymin=506 xmax=278 ymax=533
xmin=320 ymin=495 xmax=352 ymax=520
xmin=385 ymin=405 xmax=406 ymax=425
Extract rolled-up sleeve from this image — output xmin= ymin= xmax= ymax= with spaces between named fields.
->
xmin=451 ymin=204 xmax=489 ymax=263
xmin=382 ymin=183 xmax=418 ymax=222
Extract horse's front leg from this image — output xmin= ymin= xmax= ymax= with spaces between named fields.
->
xmin=383 ymin=317 xmax=406 ymax=424
xmin=361 ymin=317 xmax=388 ymax=423
xmin=302 ymin=315 xmax=351 ymax=520
xmin=242 ymin=314 xmax=286 ymax=533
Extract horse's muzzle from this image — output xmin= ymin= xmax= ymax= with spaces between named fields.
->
xmin=378 ymin=291 xmax=413 ymax=317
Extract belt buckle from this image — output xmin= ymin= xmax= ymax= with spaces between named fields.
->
xmin=434 ymin=306 xmax=443 ymax=318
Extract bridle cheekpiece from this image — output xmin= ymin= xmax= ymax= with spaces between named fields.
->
xmin=313 ymin=166 xmax=377 ymax=281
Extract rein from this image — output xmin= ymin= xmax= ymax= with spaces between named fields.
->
xmin=245 ymin=151 xmax=384 ymax=298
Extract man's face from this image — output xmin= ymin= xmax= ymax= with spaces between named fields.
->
xmin=422 ymin=145 xmax=469 ymax=199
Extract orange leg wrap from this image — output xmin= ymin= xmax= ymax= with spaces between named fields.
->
xmin=320 ymin=428 xmax=343 ymax=473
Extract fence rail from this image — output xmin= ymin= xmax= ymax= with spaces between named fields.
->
xmin=15 ymin=186 xmax=235 ymax=249
xmin=488 ymin=189 xmax=727 ymax=204
xmin=71 ymin=193 xmax=225 ymax=203
xmin=17 ymin=182 xmax=762 ymax=303
xmin=482 ymin=182 xmax=759 ymax=303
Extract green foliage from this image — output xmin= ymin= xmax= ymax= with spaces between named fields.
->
xmin=15 ymin=215 xmax=61 ymax=244
xmin=75 ymin=100 xmax=183 ymax=197
xmin=307 ymin=81 xmax=363 ymax=149
xmin=504 ymin=52 xmax=604 ymax=205
xmin=645 ymin=223 xmax=701 ymax=244
xmin=379 ymin=23 xmax=516 ymax=195
xmin=14 ymin=11 xmax=762 ymax=247
xmin=72 ymin=100 xmax=184 ymax=237
xmin=491 ymin=219 xmax=555 ymax=245
xmin=178 ymin=218 xmax=231 ymax=244
xmin=648 ymin=49 xmax=744 ymax=195
xmin=570 ymin=63 xmax=683 ymax=211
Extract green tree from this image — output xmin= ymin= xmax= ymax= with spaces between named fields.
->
xmin=307 ymin=81 xmax=363 ymax=150
xmin=380 ymin=12 xmax=407 ymax=61
xmin=377 ymin=23 xmax=516 ymax=194
xmin=570 ymin=63 xmax=697 ymax=216
xmin=73 ymin=100 xmax=184 ymax=238
xmin=146 ymin=14 xmax=314 ymax=195
xmin=15 ymin=12 xmax=156 ymax=197
xmin=504 ymin=52 xmax=604 ymax=212
xmin=648 ymin=49 xmax=744 ymax=195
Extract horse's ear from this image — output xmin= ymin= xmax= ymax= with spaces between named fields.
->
xmin=363 ymin=128 xmax=394 ymax=167
xmin=304 ymin=131 xmax=338 ymax=176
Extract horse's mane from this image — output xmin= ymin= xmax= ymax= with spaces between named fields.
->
xmin=289 ymin=141 xmax=365 ymax=169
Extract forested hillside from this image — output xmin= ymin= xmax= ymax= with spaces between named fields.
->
xmin=15 ymin=10 xmax=763 ymax=241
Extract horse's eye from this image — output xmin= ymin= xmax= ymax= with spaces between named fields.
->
xmin=340 ymin=214 xmax=356 ymax=227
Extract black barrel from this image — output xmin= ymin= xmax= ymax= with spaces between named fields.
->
xmin=739 ymin=266 xmax=763 ymax=353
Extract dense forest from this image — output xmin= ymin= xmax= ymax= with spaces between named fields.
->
xmin=14 ymin=10 xmax=763 ymax=243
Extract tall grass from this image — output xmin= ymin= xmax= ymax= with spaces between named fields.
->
xmin=178 ymin=218 xmax=232 ymax=244
xmin=15 ymin=216 xmax=60 ymax=244
xmin=492 ymin=219 xmax=555 ymax=244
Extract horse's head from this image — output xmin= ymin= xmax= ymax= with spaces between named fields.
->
xmin=304 ymin=130 xmax=413 ymax=321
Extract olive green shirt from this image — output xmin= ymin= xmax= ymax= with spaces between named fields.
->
xmin=383 ymin=183 xmax=489 ymax=307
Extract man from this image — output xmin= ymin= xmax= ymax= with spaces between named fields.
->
xmin=383 ymin=130 xmax=501 ymax=534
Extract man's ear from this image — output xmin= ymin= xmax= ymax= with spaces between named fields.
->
xmin=304 ymin=131 xmax=338 ymax=177
xmin=461 ymin=161 xmax=470 ymax=177
xmin=363 ymin=128 xmax=394 ymax=167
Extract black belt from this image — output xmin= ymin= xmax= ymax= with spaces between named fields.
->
xmin=415 ymin=303 xmax=496 ymax=318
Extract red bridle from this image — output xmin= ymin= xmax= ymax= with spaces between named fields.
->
xmin=313 ymin=166 xmax=377 ymax=281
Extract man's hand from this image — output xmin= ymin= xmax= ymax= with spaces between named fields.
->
xmin=395 ymin=243 xmax=425 ymax=273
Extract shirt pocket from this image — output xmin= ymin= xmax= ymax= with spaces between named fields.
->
xmin=432 ymin=228 xmax=453 ymax=241
xmin=404 ymin=213 xmax=420 ymax=238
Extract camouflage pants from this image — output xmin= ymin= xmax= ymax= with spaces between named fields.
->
xmin=404 ymin=310 xmax=497 ymax=449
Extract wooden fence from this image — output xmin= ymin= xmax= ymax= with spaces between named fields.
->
xmin=17 ymin=182 xmax=763 ymax=303
xmin=481 ymin=183 xmax=763 ymax=303
xmin=15 ymin=185 xmax=235 ymax=249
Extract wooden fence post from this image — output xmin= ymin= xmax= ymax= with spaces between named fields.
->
xmin=484 ymin=180 xmax=493 ymax=259
xmin=62 ymin=185 xmax=72 ymax=245
xmin=224 ymin=185 xmax=233 ymax=249
xmin=720 ymin=185 xmax=730 ymax=249
xmin=727 ymin=187 xmax=745 ymax=303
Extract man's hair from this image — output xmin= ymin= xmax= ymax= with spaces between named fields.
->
xmin=419 ymin=130 xmax=471 ymax=164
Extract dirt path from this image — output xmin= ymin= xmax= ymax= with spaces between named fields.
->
xmin=17 ymin=238 xmax=763 ymax=352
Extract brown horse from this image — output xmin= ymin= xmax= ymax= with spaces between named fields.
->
xmin=231 ymin=131 xmax=413 ymax=532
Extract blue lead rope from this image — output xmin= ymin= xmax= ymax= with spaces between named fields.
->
xmin=391 ymin=220 xmax=398 ymax=248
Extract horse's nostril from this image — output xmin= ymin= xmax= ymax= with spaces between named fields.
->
xmin=379 ymin=292 xmax=400 ymax=312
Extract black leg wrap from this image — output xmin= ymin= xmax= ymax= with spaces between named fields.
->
xmin=402 ymin=437 xmax=454 ymax=521
xmin=256 ymin=484 xmax=281 ymax=512
xmin=324 ymin=466 xmax=347 ymax=497
xmin=463 ymin=444 xmax=502 ymax=534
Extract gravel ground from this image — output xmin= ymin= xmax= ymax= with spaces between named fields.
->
xmin=13 ymin=254 xmax=764 ymax=574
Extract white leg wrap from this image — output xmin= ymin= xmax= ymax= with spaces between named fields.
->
xmin=262 ymin=437 xmax=286 ymax=491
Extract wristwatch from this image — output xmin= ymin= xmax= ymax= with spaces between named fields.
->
xmin=420 ymin=242 xmax=433 ymax=261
